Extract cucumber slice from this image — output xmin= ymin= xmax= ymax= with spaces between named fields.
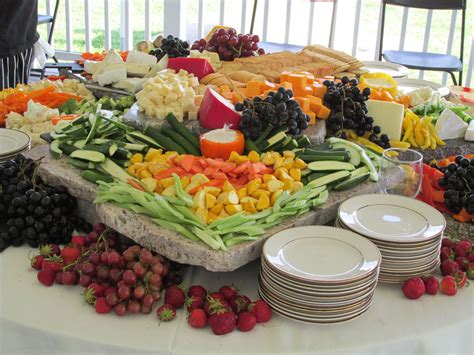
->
xmin=334 ymin=172 xmax=370 ymax=191
xmin=112 ymin=147 xmax=132 ymax=160
xmin=254 ymin=124 xmax=273 ymax=147
xmin=308 ymin=170 xmax=351 ymax=188
xmin=245 ymin=138 xmax=261 ymax=154
xmin=84 ymin=114 xmax=101 ymax=144
xmin=128 ymin=132 xmax=162 ymax=149
xmin=49 ymin=140 xmax=63 ymax=159
xmin=350 ymin=166 xmax=369 ymax=178
xmin=50 ymin=131 xmax=68 ymax=140
xmin=100 ymin=158 xmax=132 ymax=182
xmin=296 ymin=135 xmax=311 ymax=148
xmin=68 ymin=158 xmax=90 ymax=170
xmin=81 ymin=170 xmax=114 ymax=184
xmin=73 ymin=139 xmax=87 ymax=149
xmin=307 ymin=161 xmax=355 ymax=171
xmin=263 ymin=131 xmax=287 ymax=150
xmin=165 ymin=113 xmax=201 ymax=150
xmin=70 ymin=150 xmax=106 ymax=163
xmin=307 ymin=171 xmax=333 ymax=182
xmin=59 ymin=143 xmax=79 ymax=156
xmin=332 ymin=142 xmax=361 ymax=166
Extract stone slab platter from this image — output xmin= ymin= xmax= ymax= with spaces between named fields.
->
xmin=26 ymin=145 xmax=377 ymax=272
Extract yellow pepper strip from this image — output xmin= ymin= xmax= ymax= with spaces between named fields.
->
xmin=420 ymin=121 xmax=431 ymax=149
xmin=423 ymin=116 xmax=445 ymax=146
xmin=356 ymin=137 xmax=386 ymax=154
xmin=390 ymin=140 xmax=411 ymax=149
xmin=402 ymin=117 xmax=414 ymax=142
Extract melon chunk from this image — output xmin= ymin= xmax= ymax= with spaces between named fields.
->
xmin=199 ymin=88 xmax=241 ymax=129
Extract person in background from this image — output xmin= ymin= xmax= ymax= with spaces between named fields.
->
xmin=0 ymin=1 xmax=39 ymax=90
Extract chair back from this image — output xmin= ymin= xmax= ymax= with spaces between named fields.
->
xmin=383 ymin=0 xmax=466 ymax=10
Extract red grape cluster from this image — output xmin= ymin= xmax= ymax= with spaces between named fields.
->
xmin=191 ymin=28 xmax=265 ymax=61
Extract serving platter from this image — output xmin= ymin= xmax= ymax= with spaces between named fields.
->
xmin=395 ymin=78 xmax=450 ymax=97
xmin=361 ymin=61 xmax=409 ymax=78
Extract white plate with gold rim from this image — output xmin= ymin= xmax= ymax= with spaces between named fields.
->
xmin=361 ymin=61 xmax=409 ymax=78
xmin=263 ymin=226 xmax=381 ymax=283
xmin=0 ymin=129 xmax=31 ymax=156
xmin=338 ymin=194 xmax=445 ymax=243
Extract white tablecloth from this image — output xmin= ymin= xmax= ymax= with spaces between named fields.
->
xmin=1 ymin=247 xmax=473 ymax=355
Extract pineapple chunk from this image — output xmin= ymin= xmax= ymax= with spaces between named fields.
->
xmin=261 ymin=152 xmax=274 ymax=165
xmin=193 ymin=189 xmax=207 ymax=209
xmin=204 ymin=186 xmax=221 ymax=196
xmin=235 ymin=154 xmax=249 ymax=164
xmin=145 ymin=148 xmax=162 ymax=161
xmin=210 ymin=203 xmax=224 ymax=215
xmin=180 ymin=176 xmax=190 ymax=189
xmin=237 ymin=187 xmax=247 ymax=200
xmin=139 ymin=169 xmax=152 ymax=179
xmin=271 ymin=189 xmax=283 ymax=205
xmin=225 ymin=204 xmax=243 ymax=215
xmin=283 ymin=150 xmax=295 ymax=158
xmin=292 ymin=181 xmax=304 ymax=192
xmin=244 ymin=200 xmax=258 ymax=213
xmin=228 ymin=151 xmax=240 ymax=162
xmin=161 ymin=177 xmax=175 ymax=188
xmin=207 ymin=212 xmax=218 ymax=223
xmin=191 ymin=173 xmax=209 ymax=184
xmin=289 ymin=168 xmax=301 ymax=181
xmin=127 ymin=165 xmax=136 ymax=176
xmin=267 ymin=179 xmax=284 ymax=192
xmin=283 ymin=157 xmax=294 ymax=170
xmin=247 ymin=178 xmax=261 ymax=195
xmin=185 ymin=181 xmax=201 ymax=193
xmin=248 ymin=150 xmax=260 ymax=163
xmin=294 ymin=158 xmax=307 ymax=169
xmin=217 ymin=191 xmax=239 ymax=205
xmin=252 ymin=189 xmax=271 ymax=199
xmin=148 ymin=162 xmax=169 ymax=175
xmin=274 ymin=167 xmax=288 ymax=179
xmin=256 ymin=193 xmax=270 ymax=210
xmin=222 ymin=180 xmax=235 ymax=192
xmin=195 ymin=208 xmax=208 ymax=224
xmin=240 ymin=196 xmax=258 ymax=204
xmin=273 ymin=155 xmax=284 ymax=169
xmin=162 ymin=185 xmax=176 ymax=196
xmin=130 ymin=153 xmax=144 ymax=164
xmin=205 ymin=193 xmax=217 ymax=209
xmin=279 ymin=171 xmax=293 ymax=182
xmin=141 ymin=178 xmax=157 ymax=193
xmin=263 ymin=174 xmax=276 ymax=183
xmin=283 ymin=179 xmax=294 ymax=190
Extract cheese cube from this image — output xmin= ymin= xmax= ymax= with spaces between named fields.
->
xmin=366 ymin=100 xmax=404 ymax=141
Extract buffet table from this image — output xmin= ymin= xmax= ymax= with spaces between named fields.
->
xmin=1 ymin=247 xmax=473 ymax=355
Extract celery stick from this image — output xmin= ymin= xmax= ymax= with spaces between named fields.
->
xmin=152 ymin=218 xmax=199 ymax=242
xmin=283 ymin=200 xmax=308 ymax=210
xmin=216 ymin=218 xmax=255 ymax=231
xmin=272 ymin=191 xmax=290 ymax=213
xmin=312 ymin=189 xmax=329 ymax=207
xmin=193 ymin=227 xmax=224 ymax=250
xmin=224 ymin=236 xmax=260 ymax=247
xmin=217 ymin=221 xmax=257 ymax=234
xmin=162 ymin=195 xmax=186 ymax=206
xmin=246 ymin=209 xmax=273 ymax=220
xmin=265 ymin=210 xmax=296 ymax=224
xmin=208 ymin=212 xmax=246 ymax=229
xmin=172 ymin=174 xmax=193 ymax=207
xmin=296 ymin=207 xmax=310 ymax=216
xmin=174 ymin=205 xmax=206 ymax=228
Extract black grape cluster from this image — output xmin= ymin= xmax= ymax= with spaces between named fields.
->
xmin=0 ymin=155 xmax=91 ymax=251
xmin=149 ymin=35 xmax=190 ymax=60
xmin=323 ymin=77 xmax=390 ymax=149
xmin=235 ymin=87 xmax=310 ymax=140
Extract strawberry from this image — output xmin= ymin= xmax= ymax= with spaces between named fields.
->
xmin=441 ymin=237 xmax=456 ymax=249
xmin=440 ymin=259 xmax=460 ymax=276
xmin=401 ymin=277 xmax=425 ymax=300
xmin=39 ymin=244 xmax=61 ymax=257
xmin=439 ymin=275 xmax=457 ymax=296
xmin=187 ymin=285 xmax=207 ymax=298
xmin=219 ymin=285 xmax=238 ymax=301
xmin=208 ymin=292 xmax=225 ymax=302
xmin=188 ymin=308 xmax=207 ymax=328
xmin=84 ymin=283 xmax=105 ymax=304
xmin=204 ymin=297 xmax=230 ymax=316
xmin=455 ymin=257 xmax=470 ymax=271
xmin=453 ymin=270 xmax=467 ymax=288
xmin=61 ymin=246 xmax=81 ymax=265
xmin=468 ymin=263 xmax=474 ymax=280
xmin=422 ymin=275 xmax=439 ymax=295
xmin=156 ymin=304 xmax=176 ymax=322
xmin=236 ymin=311 xmax=257 ymax=332
xmin=469 ymin=253 xmax=474 ymax=263
xmin=37 ymin=269 xmax=56 ymax=286
xmin=164 ymin=285 xmax=185 ymax=309
xmin=208 ymin=308 xmax=236 ymax=335
xmin=248 ymin=300 xmax=272 ymax=323
xmin=71 ymin=235 xmax=86 ymax=246
xmin=30 ymin=254 xmax=44 ymax=270
xmin=185 ymin=295 xmax=204 ymax=312
xmin=95 ymin=297 xmax=112 ymax=314
xmin=42 ymin=256 xmax=64 ymax=272
xmin=454 ymin=240 xmax=472 ymax=258
xmin=229 ymin=295 xmax=251 ymax=314
xmin=440 ymin=247 xmax=455 ymax=262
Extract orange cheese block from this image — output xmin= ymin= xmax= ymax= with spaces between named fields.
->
xmin=221 ymin=91 xmax=233 ymax=100
xmin=317 ymin=105 xmax=331 ymax=120
xmin=295 ymin=97 xmax=310 ymax=112
xmin=288 ymin=74 xmax=307 ymax=96
xmin=220 ymin=85 xmax=231 ymax=93
xmin=306 ymin=95 xmax=322 ymax=114
xmin=279 ymin=82 xmax=293 ymax=90
xmin=312 ymin=84 xmax=327 ymax=99
xmin=296 ymin=71 xmax=315 ymax=85
xmin=307 ymin=111 xmax=316 ymax=125
xmin=260 ymin=80 xmax=276 ymax=91
xmin=232 ymin=89 xmax=247 ymax=104
xmin=246 ymin=81 xmax=262 ymax=97
xmin=280 ymin=72 xmax=291 ymax=83
xmin=303 ymin=86 xmax=313 ymax=97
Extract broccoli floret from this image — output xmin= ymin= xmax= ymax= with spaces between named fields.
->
xmin=114 ymin=95 xmax=135 ymax=112
xmin=98 ymin=96 xmax=115 ymax=110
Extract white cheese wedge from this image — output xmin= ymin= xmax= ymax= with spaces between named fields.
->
xmin=435 ymin=108 xmax=468 ymax=140
xmin=96 ymin=67 xmax=127 ymax=86
xmin=112 ymin=78 xmax=146 ymax=93
xmin=125 ymin=63 xmax=150 ymax=77
xmin=145 ymin=55 xmax=169 ymax=78
xmin=126 ymin=50 xmax=157 ymax=66
xmin=465 ymin=120 xmax=474 ymax=141
xmin=366 ymin=100 xmax=404 ymax=141
xmin=83 ymin=60 xmax=100 ymax=74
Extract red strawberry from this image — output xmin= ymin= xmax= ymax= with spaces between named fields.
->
xmin=440 ymin=259 xmax=460 ymax=276
xmin=219 ymin=285 xmax=238 ymax=301
xmin=454 ymin=240 xmax=472 ymax=258
xmin=401 ymin=277 xmax=425 ymax=300
xmin=30 ymin=254 xmax=44 ymax=270
xmin=236 ymin=311 xmax=257 ymax=332
xmin=439 ymin=275 xmax=457 ymax=296
xmin=208 ymin=292 xmax=225 ymax=302
xmin=229 ymin=295 xmax=251 ymax=314
xmin=422 ymin=275 xmax=439 ymax=295
xmin=468 ymin=262 xmax=474 ymax=280
xmin=249 ymin=300 xmax=272 ymax=323
xmin=61 ymin=246 xmax=81 ymax=265
xmin=95 ymin=297 xmax=112 ymax=314
xmin=453 ymin=270 xmax=467 ymax=288
xmin=42 ymin=256 xmax=64 ymax=272
xmin=84 ymin=283 xmax=105 ymax=304
xmin=455 ymin=257 xmax=470 ymax=271
xmin=164 ymin=285 xmax=185 ymax=309
xmin=39 ymin=244 xmax=61 ymax=257
xmin=185 ymin=296 xmax=204 ymax=312
xmin=187 ymin=285 xmax=207 ymax=298
xmin=208 ymin=309 xmax=236 ymax=335
xmin=37 ymin=269 xmax=56 ymax=286
xmin=204 ymin=297 xmax=230 ymax=316
xmin=156 ymin=304 xmax=176 ymax=322
xmin=469 ymin=253 xmax=474 ymax=263
xmin=441 ymin=237 xmax=456 ymax=249
xmin=188 ymin=308 xmax=207 ymax=328
xmin=71 ymin=235 xmax=86 ymax=246
xmin=440 ymin=247 xmax=455 ymax=262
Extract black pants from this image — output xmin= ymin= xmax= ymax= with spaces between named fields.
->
xmin=0 ymin=46 xmax=34 ymax=90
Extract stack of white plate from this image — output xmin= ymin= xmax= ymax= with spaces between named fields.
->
xmin=0 ymin=129 xmax=31 ymax=163
xmin=337 ymin=194 xmax=445 ymax=284
xmin=259 ymin=226 xmax=381 ymax=324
